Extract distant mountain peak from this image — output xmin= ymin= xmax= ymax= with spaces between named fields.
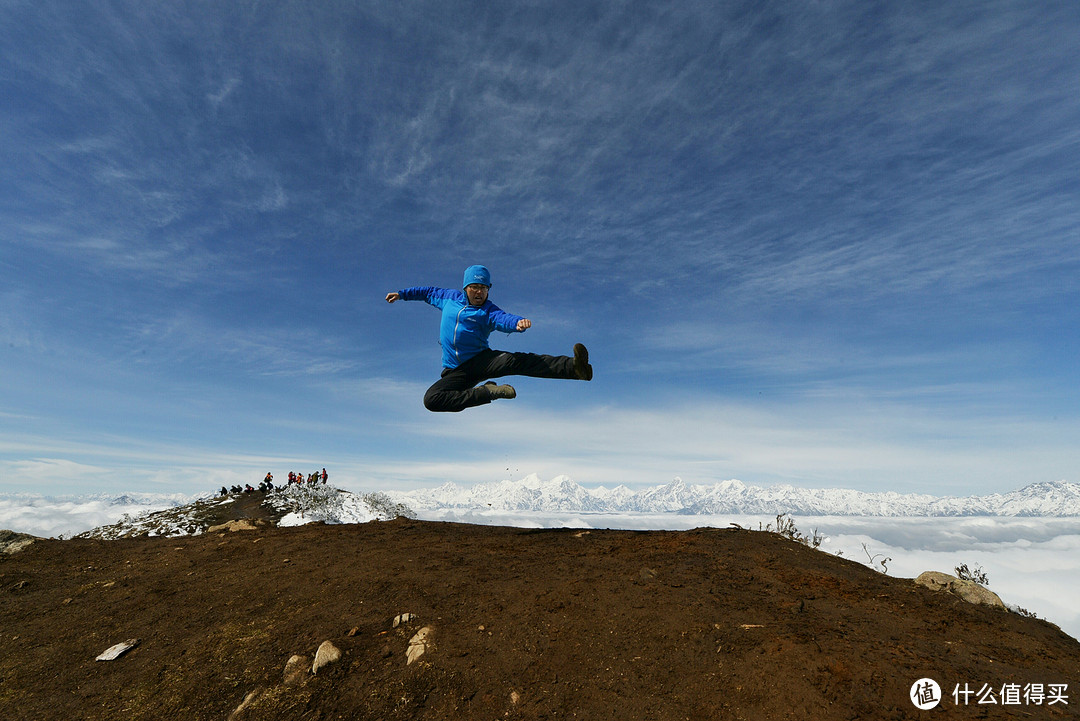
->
xmin=389 ymin=477 xmax=1080 ymax=517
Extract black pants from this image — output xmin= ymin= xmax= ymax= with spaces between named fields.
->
xmin=424 ymin=348 xmax=579 ymax=412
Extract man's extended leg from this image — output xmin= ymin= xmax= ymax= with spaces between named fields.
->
xmin=481 ymin=344 xmax=592 ymax=382
xmin=480 ymin=350 xmax=576 ymax=380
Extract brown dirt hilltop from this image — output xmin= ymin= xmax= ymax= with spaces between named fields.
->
xmin=2 ymin=506 xmax=1078 ymax=721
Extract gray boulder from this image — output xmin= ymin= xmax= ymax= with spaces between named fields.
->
xmin=914 ymin=571 xmax=1005 ymax=608
xmin=0 ymin=530 xmax=39 ymax=554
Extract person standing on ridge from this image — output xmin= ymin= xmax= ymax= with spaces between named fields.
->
xmin=385 ymin=265 xmax=592 ymax=412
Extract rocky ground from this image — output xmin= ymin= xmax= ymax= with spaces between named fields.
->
xmin=1 ymin=494 xmax=1078 ymax=720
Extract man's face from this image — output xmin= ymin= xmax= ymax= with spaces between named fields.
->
xmin=465 ymin=283 xmax=489 ymax=306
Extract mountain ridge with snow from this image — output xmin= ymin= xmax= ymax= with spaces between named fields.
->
xmin=387 ymin=475 xmax=1080 ymax=517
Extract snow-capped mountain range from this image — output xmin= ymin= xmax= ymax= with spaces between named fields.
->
xmin=387 ymin=475 xmax=1080 ymax=517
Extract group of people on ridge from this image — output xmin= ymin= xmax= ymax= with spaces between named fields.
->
xmin=286 ymin=469 xmax=329 ymax=486
xmin=218 ymin=468 xmax=328 ymax=496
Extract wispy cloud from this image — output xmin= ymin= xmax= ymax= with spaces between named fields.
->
xmin=121 ymin=310 xmax=361 ymax=379
xmin=0 ymin=431 xmax=328 ymax=496
xmin=207 ymin=76 xmax=241 ymax=108
xmin=363 ymin=391 xmax=1080 ymax=494
xmin=626 ymin=318 xmax=1038 ymax=390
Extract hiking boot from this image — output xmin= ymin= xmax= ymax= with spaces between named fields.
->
xmin=573 ymin=343 xmax=593 ymax=381
xmin=482 ymin=381 xmax=517 ymax=400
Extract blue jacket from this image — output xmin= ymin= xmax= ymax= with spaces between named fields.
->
xmin=399 ymin=286 xmax=525 ymax=369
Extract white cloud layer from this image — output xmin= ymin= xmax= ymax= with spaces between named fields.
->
xmin=0 ymin=494 xmax=196 ymax=538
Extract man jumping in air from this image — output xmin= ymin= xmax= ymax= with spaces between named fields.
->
xmin=385 ymin=265 xmax=592 ymax=412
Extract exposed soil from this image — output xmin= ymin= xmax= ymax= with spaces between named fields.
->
xmin=2 ymin=512 xmax=1078 ymax=720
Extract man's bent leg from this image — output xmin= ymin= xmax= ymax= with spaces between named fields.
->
xmin=423 ymin=371 xmax=493 ymax=412
xmin=423 ymin=351 xmax=508 ymax=412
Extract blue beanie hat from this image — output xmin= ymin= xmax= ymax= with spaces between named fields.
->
xmin=463 ymin=264 xmax=492 ymax=288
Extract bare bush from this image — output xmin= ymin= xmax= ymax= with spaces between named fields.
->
xmin=862 ymin=543 xmax=891 ymax=574
xmin=758 ymin=513 xmax=824 ymax=549
xmin=954 ymin=562 xmax=989 ymax=586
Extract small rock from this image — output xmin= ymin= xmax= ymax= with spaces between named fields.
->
xmin=636 ymin=567 xmax=658 ymax=583
xmin=283 ymin=655 xmax=308 ymax=686
xmin=312 ymin=641 xmax=342 ymax=674
xmin=207 ymin=519 xmax=262 ymax=533
xmin=347 ymin=626 xmax=359 ymax=637
xmin=393 ymin=613 xmax=417 ymax=628
xmin=227 ymin=688 xmax=263 ymax=721
xmin=510 ymin=690 xmax=521 ymax=705
xmin=406 ymin=626 xmax=434 ymax=665
xmin=96 ymin=638 xmax=140 ymax=661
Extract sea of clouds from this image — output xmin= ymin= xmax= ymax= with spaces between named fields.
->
xmin=2 ymin=495 xmax=1077 ymax=641
xmin=0 ymin=493 xmax=200 ymax=538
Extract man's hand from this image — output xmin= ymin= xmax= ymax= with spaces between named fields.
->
xmin=516 ymin=318 xmax=532 ymax=332
xmin=385 ymin=292 xmax=401 ymax=303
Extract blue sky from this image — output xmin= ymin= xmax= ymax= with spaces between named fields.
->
xmin=2 ymin=0 xmax=1078 ymax=496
